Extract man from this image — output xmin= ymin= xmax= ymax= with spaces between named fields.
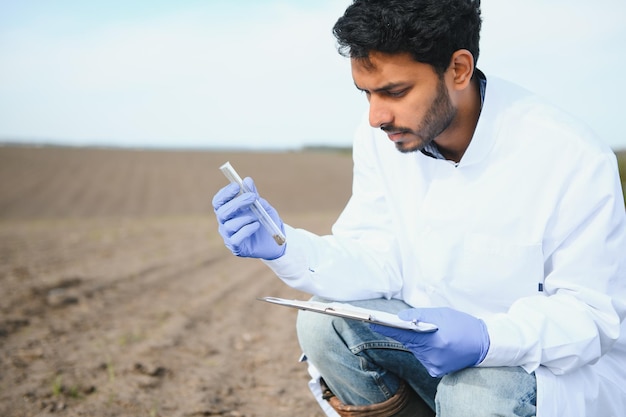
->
xmin=212 ymin=0 xmax=626 ymax=416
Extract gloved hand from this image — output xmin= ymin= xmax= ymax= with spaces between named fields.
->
xmin=212 ymin=177 xmax=286 ymax=260
xmin=371 ymin=307 xmax=490 ymax=377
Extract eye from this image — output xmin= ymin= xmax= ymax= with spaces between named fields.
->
xmin=387 ymin=89 xmax=408 ymax=98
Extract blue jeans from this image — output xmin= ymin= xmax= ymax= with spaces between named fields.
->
xmin=296 ymin=297 xmax=537 ymax=417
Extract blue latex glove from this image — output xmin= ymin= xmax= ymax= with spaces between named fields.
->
xmin=371 ymin=307 xmax=490 ymax=377
xmin=212 ymin=177 xmax=286 ymax=260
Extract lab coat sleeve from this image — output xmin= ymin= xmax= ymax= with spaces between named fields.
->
xmin=480 ymin=150 xmax=626 ymax=375
xmin=263 ymin=116 xmax=404 ymax=301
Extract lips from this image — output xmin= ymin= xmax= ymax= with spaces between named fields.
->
xmin=386 ymin=131 xmax=406 ymax=142
xmin=381 ymin=126 xmax=410 ymax=142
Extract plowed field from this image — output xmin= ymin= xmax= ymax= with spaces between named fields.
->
xmin=0 ymin=145 xmax=353 ymax=417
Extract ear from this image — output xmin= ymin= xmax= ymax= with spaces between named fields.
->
xmin=448 ymin=49 xmax=475 ymax=91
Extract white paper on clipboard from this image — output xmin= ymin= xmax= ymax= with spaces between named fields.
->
xmin=259 ymin=296 xmax=438 ymax=332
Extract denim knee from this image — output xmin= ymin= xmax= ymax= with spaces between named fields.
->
xmin=296 ymin=307 xmax=340 ymax=366
xmin=436 ymin=367 xmax=536 ymax=417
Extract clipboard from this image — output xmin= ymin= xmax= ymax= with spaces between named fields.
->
xmin=259 ymin=296 xmax=438 ymax=332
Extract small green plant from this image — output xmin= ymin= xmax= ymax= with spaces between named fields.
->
xmin=52 ymin=375 xmax=63 ymax=397
xmin=105 ymin=358 xmax=116 ymax=383
xmin=51 ymin=375 xmax=83 ymax=399
xmin=118 ymin=330 xmax=144 ymax=347
xmin=67 ymin=385 xmax=81 ymax=399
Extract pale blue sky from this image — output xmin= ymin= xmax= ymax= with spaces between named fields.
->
xmin=1 ymin=0 xmax=625 ymax=150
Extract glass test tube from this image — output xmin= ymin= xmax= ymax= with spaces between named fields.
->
xmin=219 ymin=161 xmax=286 ymax=246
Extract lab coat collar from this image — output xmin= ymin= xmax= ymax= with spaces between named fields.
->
xmin=455 ymin=69 xmax=497 ymax=168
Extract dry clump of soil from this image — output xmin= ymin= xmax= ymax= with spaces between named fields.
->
xmin=0 ymin=145 xmax=353 ymax=417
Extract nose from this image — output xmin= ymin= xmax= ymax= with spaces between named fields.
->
xmin=368 ymin=96 xmax=393 ymax=128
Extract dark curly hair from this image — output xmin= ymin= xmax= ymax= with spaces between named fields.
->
xmin=333 ymin=0 xmax=482 ymax=75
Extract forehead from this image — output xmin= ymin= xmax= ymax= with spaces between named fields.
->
xmin=351 ymin=51 xmax=438 ymax=88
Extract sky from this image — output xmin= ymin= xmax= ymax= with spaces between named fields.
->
xmin=0 ymin=0 xmax=625 ymax=151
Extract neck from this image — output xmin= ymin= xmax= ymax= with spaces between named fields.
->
xmin=434 ymin=76 xmax=482 ymax=163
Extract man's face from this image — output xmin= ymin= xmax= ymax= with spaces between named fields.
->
xmin=351 ymin=52 xmax=456 ymax=154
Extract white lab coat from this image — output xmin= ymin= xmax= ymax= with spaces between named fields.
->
xmin=264 ymin=75 xmax=626 ymax=417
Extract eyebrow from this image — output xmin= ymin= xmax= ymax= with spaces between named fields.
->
xmin=354 ymin=82 xmax=410 ymax=94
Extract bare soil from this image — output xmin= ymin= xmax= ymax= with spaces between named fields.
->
xmin=0 ymin=145 xmax=353 ymax=417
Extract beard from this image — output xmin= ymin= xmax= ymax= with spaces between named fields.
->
xmin=384 ymin=77 xmax=457 ymax=154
